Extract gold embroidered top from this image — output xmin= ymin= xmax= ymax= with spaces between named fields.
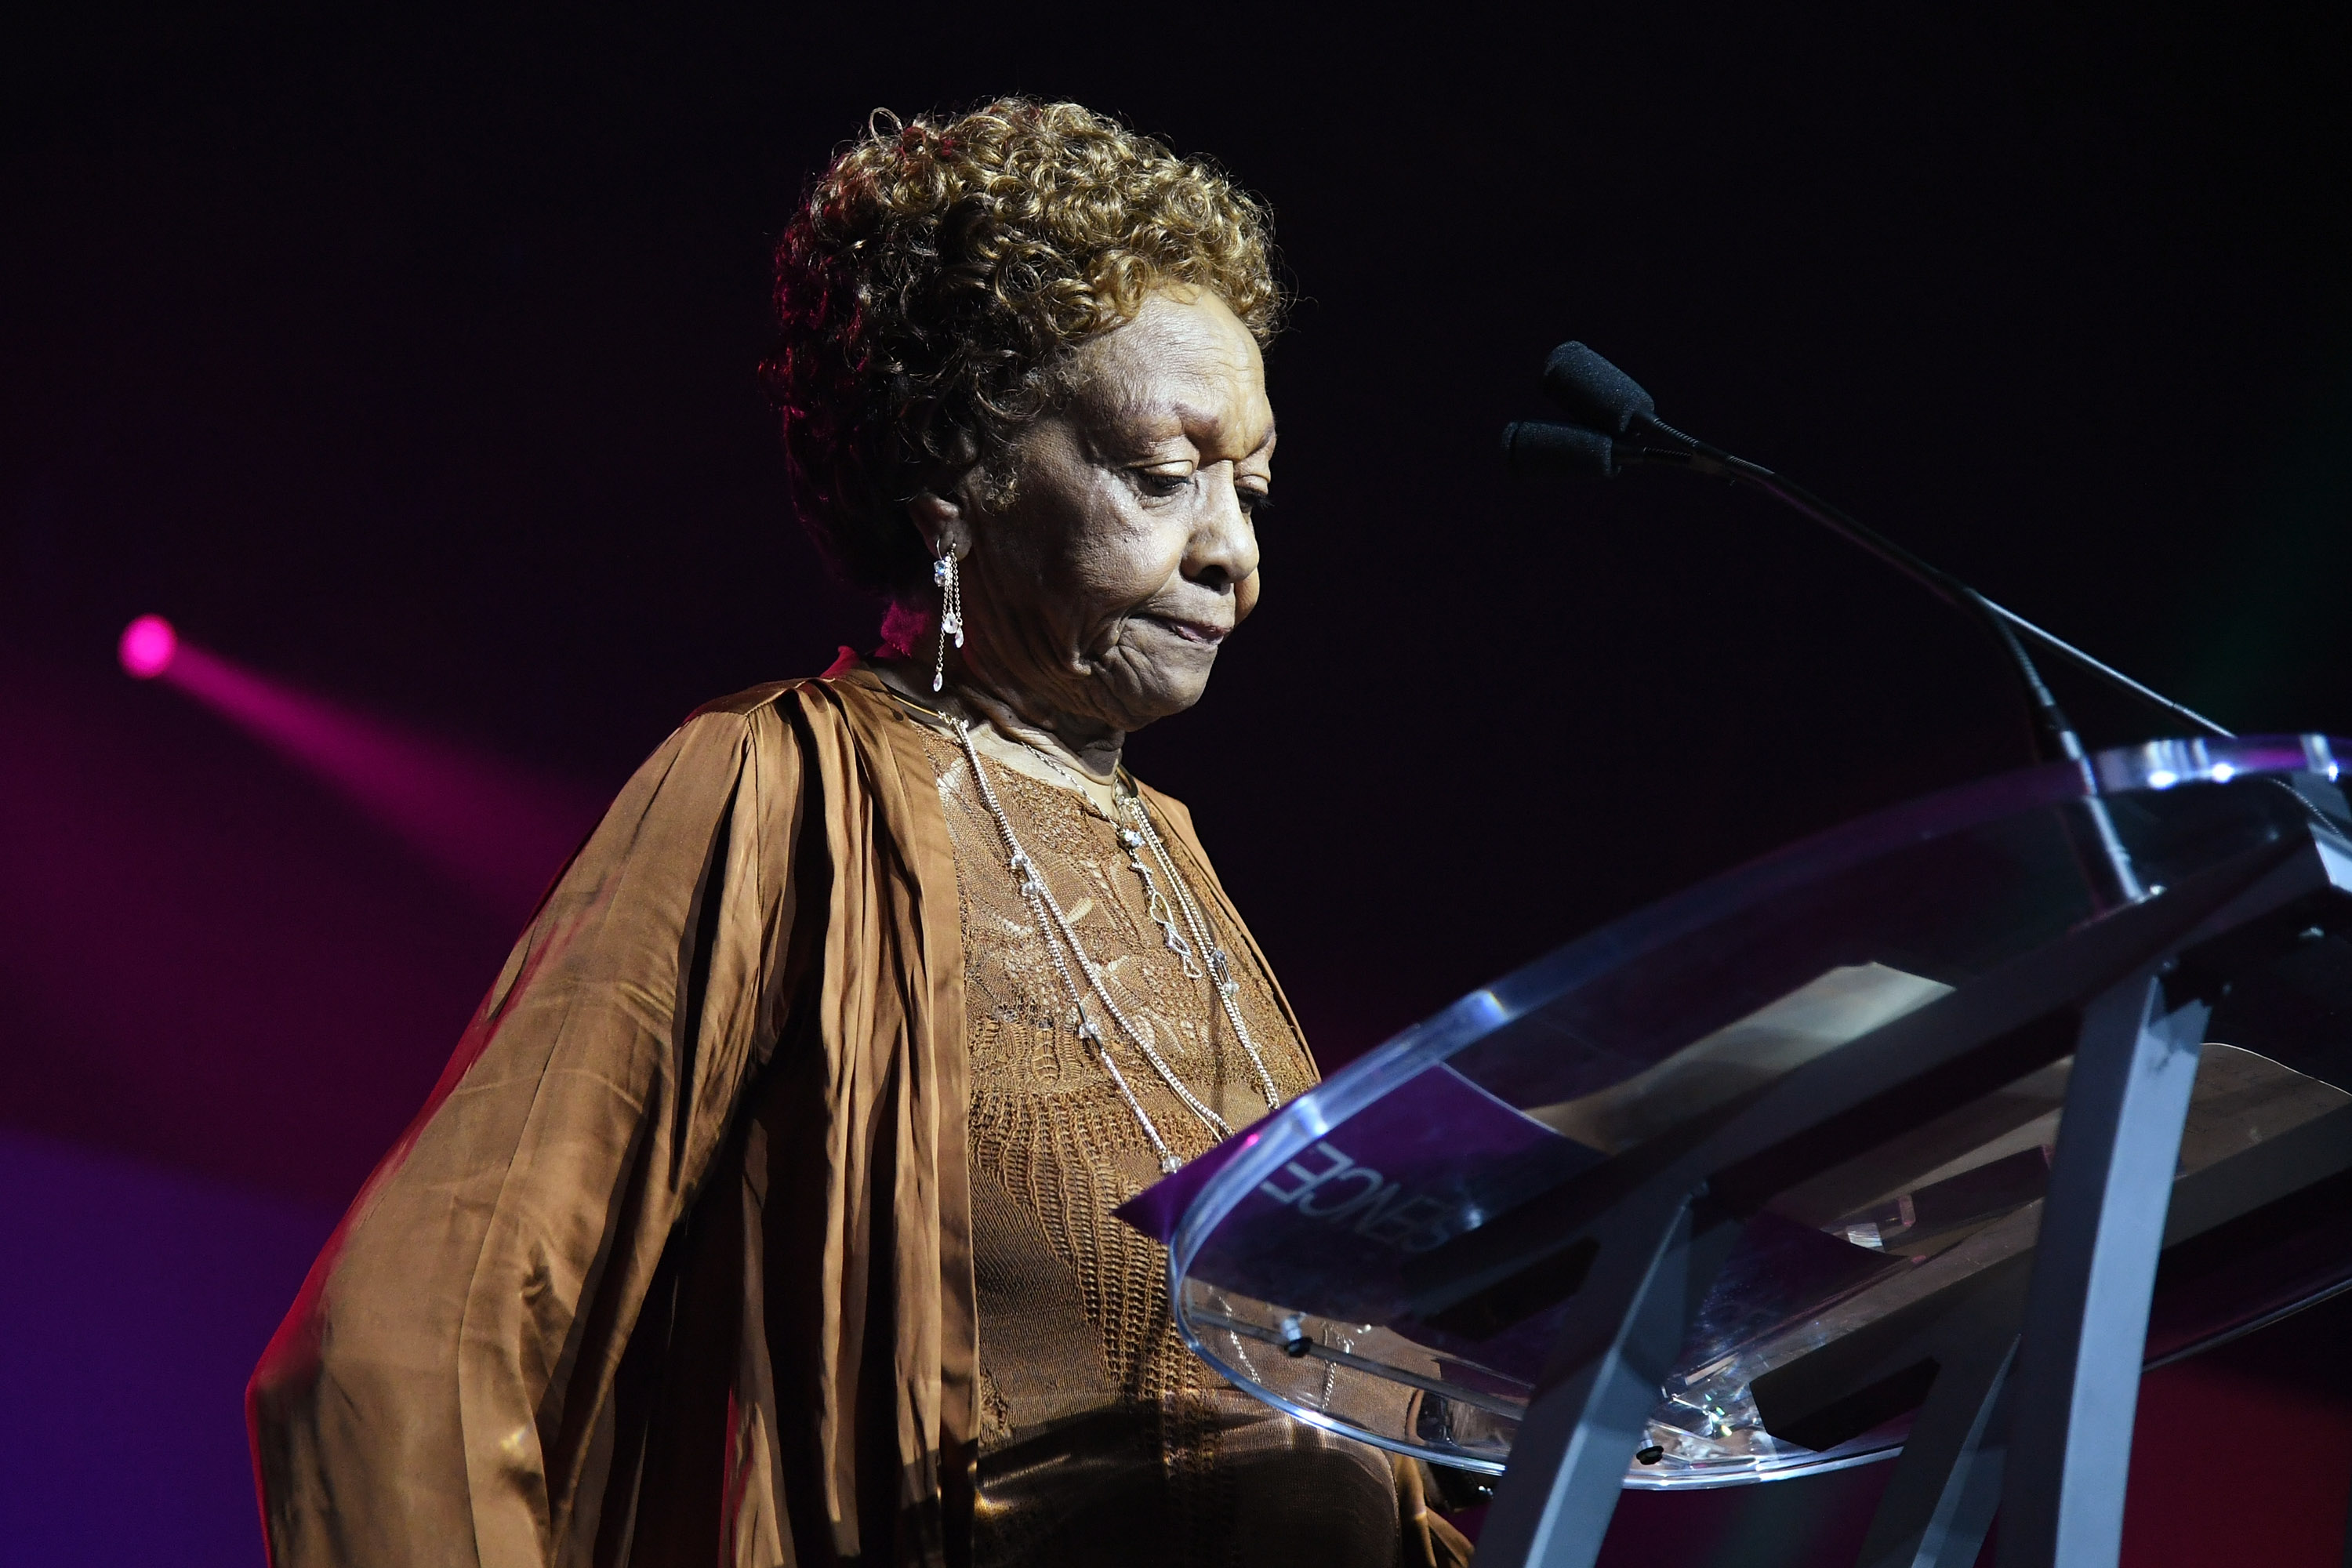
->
xmin=913 ymin=724 xmax=1412 ymax=1568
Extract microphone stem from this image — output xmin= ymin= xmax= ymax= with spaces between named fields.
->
xmin=1729 ymin=459 xmax=2082 ymax=761
xmin=1981 ymin=605 xmax=2234 ymax=742
xmin=1629 ymin=434 xmax=2234 ymax=748
xmin=1639 ymin=434 xmax=2152 ymax=905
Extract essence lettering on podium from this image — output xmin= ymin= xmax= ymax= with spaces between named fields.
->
xmin=1116 ymin=1062 xmax=1597 ymax=1324
xmin=1117 ymin=965 xmax=1963 ymax=1325
xmin=1253 ymin=1140 xmax=1457 ymax=1253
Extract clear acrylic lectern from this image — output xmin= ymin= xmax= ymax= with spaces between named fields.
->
xmin=1122 ymin=735 xmax=2352 ymax=1568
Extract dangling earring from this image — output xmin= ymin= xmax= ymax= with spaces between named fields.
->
xmin=931 ymin=550 xmax=965 ymax=693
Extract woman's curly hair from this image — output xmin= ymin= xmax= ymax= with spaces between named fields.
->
xmin=761 ymin=98 xmax=1284 ymax=596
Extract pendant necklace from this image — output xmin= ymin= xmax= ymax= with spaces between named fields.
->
xmin=949 ymin=715 xmax=1282 ymax=1173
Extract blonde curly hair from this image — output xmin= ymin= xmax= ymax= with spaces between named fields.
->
xmin=761 ymin=98 xmax=1284 ymax=594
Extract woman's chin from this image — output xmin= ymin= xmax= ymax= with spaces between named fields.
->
xmin=1077 ymin=635 xmax=1221 ymax=728
xmin=1092 ymin=660 xmax=1216 ymax=731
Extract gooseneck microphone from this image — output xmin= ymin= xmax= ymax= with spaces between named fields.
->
xmin=1539 ymin=342 xmax=1657 ymax=435
xmin=1503 ymin=343 xmax=2234 ymax=761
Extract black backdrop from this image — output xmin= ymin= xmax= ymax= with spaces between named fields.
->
xmin=6 ymin=4 xmax=2350 ymax=1190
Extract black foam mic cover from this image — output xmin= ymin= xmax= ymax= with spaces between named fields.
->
xmin=1502 ymin=419 xmax=1619 ymax=478
xmin=1541 ymin=343 xmax=1657 ymax=437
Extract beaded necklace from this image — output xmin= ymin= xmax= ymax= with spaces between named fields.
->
xmin=947 ymin=715 xmax=1283 ymax=1173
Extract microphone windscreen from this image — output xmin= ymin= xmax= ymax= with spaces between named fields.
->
xmin=1502 ymin=419 xmax=1618 ymax=479
xmin=1541 ymin=343 xmax=1657 ymax=436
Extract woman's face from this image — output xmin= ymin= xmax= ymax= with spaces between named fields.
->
xmin=948 ymin=287 xmax=1274 ymax=737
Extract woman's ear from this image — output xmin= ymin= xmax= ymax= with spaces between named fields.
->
xmin=907 ymin=491 xmax=973 ymax=562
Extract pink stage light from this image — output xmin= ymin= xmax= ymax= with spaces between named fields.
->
xmin=118 ymin=615 xmax=179 ymax=679
xmin=121 ymin=624 xmax=608 ymax=918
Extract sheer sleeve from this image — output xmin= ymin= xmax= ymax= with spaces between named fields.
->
xmin=249 ymin=692 xmax=809 ymax=1567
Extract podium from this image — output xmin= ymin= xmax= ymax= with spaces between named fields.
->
xmin=1123 ymin=735 xmax=2352 ymax=1568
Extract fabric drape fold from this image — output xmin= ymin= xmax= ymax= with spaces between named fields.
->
xmin=250 ymin=675 xmax=970 ymax=1567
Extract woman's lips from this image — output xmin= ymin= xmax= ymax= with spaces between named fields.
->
xmin=1147 ymin=615 xmax=1229 ymax=646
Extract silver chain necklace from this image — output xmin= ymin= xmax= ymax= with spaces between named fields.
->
xmin=1120 ymin=799 xmax=1287 ymax=1115
xmin=949 ymin=716 xmax=1281 ymax=1173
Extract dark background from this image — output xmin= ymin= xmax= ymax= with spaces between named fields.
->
xmin=4 ymin=5 xmax=2349 ymax=1563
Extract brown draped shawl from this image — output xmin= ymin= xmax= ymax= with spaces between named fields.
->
xmin=248 ymin=668 xmax=1459 ymax=1567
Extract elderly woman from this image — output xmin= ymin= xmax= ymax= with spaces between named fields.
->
xmin=249 ymin=100 xmax=1472 ymax=1568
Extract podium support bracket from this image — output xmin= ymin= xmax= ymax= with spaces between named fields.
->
xmin=1477 ymin=1192 xmax=1742 ymax=1568
xmin=1856 ymin=1333 xmax=2016 ymax=1568
xmin=1997 ymin=972 xmax=2210 ymax=1568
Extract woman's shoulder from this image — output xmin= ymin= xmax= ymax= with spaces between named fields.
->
xmin=660 ymin=666 xmax=918 ymax=789
xmin=593 ymin=670 xmax=909 ymax=855
xmin=684 ymin=678 xmax=808 ymax=722
xmin=681 ymin=660 xmax=894 ymax=727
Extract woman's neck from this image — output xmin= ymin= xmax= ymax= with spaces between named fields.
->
xmin=867 ymin=655 xmax=1126 ymax=785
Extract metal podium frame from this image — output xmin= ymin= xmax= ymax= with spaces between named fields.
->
xmin=1425 ymin=822 xmax=2352 ymax=1568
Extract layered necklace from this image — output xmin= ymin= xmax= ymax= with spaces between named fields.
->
xmin=947 ymin=715 xmax=1283 ymax=1174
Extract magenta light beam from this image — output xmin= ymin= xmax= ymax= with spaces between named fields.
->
xmin=122 ymin=620 xmax=606 ymax=918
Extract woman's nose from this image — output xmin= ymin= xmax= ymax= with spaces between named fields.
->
xmin=1184 ymin=465 xmax=1260 ymax=590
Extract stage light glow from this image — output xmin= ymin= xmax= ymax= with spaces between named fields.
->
xmin=119 ymin=615 xmax=179 ymax=679
xmin=142 ymin=637 xmax=606 ymax=916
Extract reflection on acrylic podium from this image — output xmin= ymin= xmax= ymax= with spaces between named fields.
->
xmin=1121 ymin=735 xmax=2352 ymax=1568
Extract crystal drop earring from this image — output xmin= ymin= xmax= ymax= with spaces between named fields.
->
xmin=931 ymin=550 xmax=965 ymax=693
